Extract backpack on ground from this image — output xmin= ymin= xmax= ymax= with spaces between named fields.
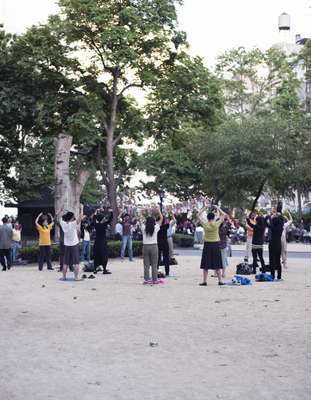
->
xmin=236 ymin=262 xmax=253 ymax=275
xmin=255 ymin=273 xmax=274 ymax=282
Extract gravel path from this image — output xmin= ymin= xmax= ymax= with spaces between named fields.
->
xmin=0 ymin=255 xmax=310 ymax=400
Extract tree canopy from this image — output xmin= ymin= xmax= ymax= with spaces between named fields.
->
xmin=0 ymin=6 xmax=310 ymax=212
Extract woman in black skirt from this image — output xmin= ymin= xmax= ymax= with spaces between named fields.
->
xmin=92 ymin=209 xmax=113 ymax=274
xmin=198 ymin=206 xmax=227 ymax=286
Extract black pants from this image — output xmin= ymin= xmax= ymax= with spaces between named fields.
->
xmin=0 ymin=249 xmax=11 ymax=270
xmin=38 ymin=246 xmax=53 ymax=270
xmin=269 ymin=243 xmax=282 ymax=280
xmin=158 ymin=241 xmax=170 ymax=276
xmin=252 ymin=248 xmax=265 ymax=273
xmin=94 ymin=241 xmax=108 ymax=271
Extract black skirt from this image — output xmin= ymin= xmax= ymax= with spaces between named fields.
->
xmin=200 ymin=241 xmax=223 ymax=270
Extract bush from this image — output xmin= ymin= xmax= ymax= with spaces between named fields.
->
xmin=19 ymin=240 xmax=143 ymax=262
xmin=20 ymin=245 xmax=60 ymax=262
xmin=173 ymin=234 xmax=194 ymax=247
xmin=105 ymin=240 xmax=143 ymax=257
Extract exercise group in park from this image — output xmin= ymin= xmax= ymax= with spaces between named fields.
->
xmin=0 ymin=199 xmax=295 ymax=285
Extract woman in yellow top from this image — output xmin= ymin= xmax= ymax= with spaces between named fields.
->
xmin=35 ymin=212 xmax=54 ymax=271
xmin=198 ymin=205 xmax=227 ymax=286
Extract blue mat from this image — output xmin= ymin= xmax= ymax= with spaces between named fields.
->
xmin=58 ymin=277 xmax=84 ymax=282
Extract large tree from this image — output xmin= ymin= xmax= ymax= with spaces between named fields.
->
xmin=0 ymin=27 xmax=40 ymax=198
xmin=54 ymin=0 xmax=186 ymax=221
xmin=0 ymin=22 xmax=99 ymax=215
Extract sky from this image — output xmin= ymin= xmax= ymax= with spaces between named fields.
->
xmin=1 ymin=0 xmax=311 ymax=67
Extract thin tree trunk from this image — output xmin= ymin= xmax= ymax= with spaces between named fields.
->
xmin=104 ymin=71 xmax=119 ymax=227
xmin=297 ymin=186 xmax=303 ymax=219
xmin=251 ymin=178 xmax=267 ymax=212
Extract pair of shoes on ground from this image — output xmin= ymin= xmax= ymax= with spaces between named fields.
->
xmin=103 ymin=270 xmax=112 ymax=274
xmin=81 ymin=274 xmax=96 ymax=279
xmin=143 ymin=279 xmax=164 ymax=285
xmin=199 ymin=282 xmax=226 ymax=286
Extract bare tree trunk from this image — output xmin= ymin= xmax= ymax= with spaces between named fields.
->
xmin=54 ymin=133 xmax=90 ymax=239
xmin=297 ymin=186 xmax=303 ymax=219
xmin=106 ymin=135 xmax=118 ymax=226
xmin=103 ymin=71 xmax=120 ymax=227
xmin=54 ymin=133 xmax=72 ymax=217
xmin=251 ymin=178 xmax=267 ymax=212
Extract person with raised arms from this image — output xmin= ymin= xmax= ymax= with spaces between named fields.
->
xmin=141 ymin=207 xmax=164 ymax=285
xmin=198 ymin=205 xmax=227 ymax=286
xmin=92 ymin=207 xmax=113 ymax=275
xmin=35 ymin=212 xmax=54 ymax=271
xmin=60 ymin=208 xmax=82 ymax=281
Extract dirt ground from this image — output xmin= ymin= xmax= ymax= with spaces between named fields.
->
xmin=0 ymin=253 xmax=310 ymax=400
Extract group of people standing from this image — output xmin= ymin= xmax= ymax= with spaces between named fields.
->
xmin=34 ymin=208 xmax=113 ymax=280
xmin=1 ymin=202 xmax=295 ymax=286
xmin=0 ymin=216 xmax=22 ymax=271
xmin=245 ymin=209 xmax=293 ymax=280
xmin=191 ymin=205 xmax=292 ymax=286
xmin=33 ymin=205 xmax=178 ymax=284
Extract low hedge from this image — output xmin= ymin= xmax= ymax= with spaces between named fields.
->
xmin=19 ymin=240 xmax=143 ymax=262
xmin=173 ymin=234 xmax=194 ymax=247
xmin=20 ymin=245 xmax=60 ymax=263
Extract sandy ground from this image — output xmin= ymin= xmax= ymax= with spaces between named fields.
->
xmin=0 ymin=252 xmax=311 ymax=400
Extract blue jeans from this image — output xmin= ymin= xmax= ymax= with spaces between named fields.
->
xmin=12 ymin=241 xmax=21 ymax=263
xmin=121 ymin=235 xmax=133 ymax=260
xmin=81 ymin=240 xmax=90 ymax=263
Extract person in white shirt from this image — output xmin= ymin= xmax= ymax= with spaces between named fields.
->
xmin=141 ymin=209 xmax=163 ymax=285
xmin=80 ymin=216 xmax=92 ymax=265
xmin=281 ymin=212 xmax=293 ymax=269
xmin=194 ymin=224 xmax=204 ymax=244
xmin=115 ymin=220 xmax=123 ymax=241
xmin=60 ymin=211 xmax=81 ymax=281
xmin=11 ymin=220 xmax=22 ymax=263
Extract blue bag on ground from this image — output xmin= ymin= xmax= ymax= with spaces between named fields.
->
xmin=255 ymin=273 xmax=273 ymax=282
xmin=233 ymin=275 xmax=252 ymax=285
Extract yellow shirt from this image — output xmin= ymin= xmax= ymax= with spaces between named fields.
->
xmin=36 ymin=224 xmax=53 ymax=246
xmin=202 ymin=220 xmax=221 ymax=242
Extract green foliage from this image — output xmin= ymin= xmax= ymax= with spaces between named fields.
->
xmin=146 ymin=53 xmax=224 ymax=140
xmin=56 ymin=0 xmax=188 ymax=206
xmin=58 ymin=0 xmax=184 ymax=79
xmin=0 ymin=22 xmax=101 ymax=200
xmin=297 ymin=39 xmax=311 ymax=83
xmin=173 ymin=233 xmax=194 ymax=247
xmin=137 ymin=143 xmax=200 ymax=199
xmin=139 ymin=44 xmax=310 ymax=209
xmin=104 ymin=240 xmax=143 ymax=258
xmin=19 ymin=241 xmax=143 ymax=262
xmin=20 ymin=244 xmax=60 ymax=263
xmin=216 ymin=46 xmax=300 ymax=116
xmin=190 ymin=116 xmax=289 ymax=206
xmin=1 ymin=8 xmax=310 ymax=211
xmin=138 ymin=53 xmax=224 ymax=196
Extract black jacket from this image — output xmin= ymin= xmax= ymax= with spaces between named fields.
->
xmin=246 ymin=218 xmax=266 ymax=246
